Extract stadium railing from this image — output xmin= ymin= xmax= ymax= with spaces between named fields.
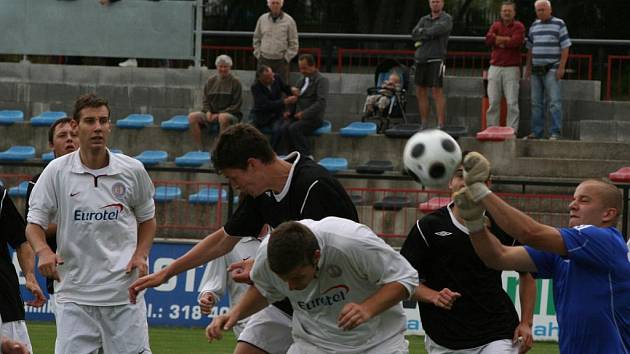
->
xmin=606 ymin=55 xmax=630 ymax=100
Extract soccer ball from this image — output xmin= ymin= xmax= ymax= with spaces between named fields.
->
xmin=403 ymin=129 xmax=462 ymax=188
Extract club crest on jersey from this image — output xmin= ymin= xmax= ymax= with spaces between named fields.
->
xmin=297 ymin=284 xmax=349 ymax=311
xmin=326 ymin=265 xmax=342 ymax=278
xmin=74 ymin=203 xmax=123 ymax=221
xmin=111 ymin=182 xmax=127 ymax=201
xmin=435 ymin=231 xmax=452 ymax=237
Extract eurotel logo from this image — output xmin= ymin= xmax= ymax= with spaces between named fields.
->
xmin=297 ymin=284 xmax=349 ymax=311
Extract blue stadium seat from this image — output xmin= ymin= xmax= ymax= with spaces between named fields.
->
xmin=30 ymin=111 xmax=67 ymax=127
xmin=160 ymin=115 xmax=189 ymax=131
xmin=0 ymin=146 xmax=36 ymax=161
xmin=0 ymin=110 xmax=24 ymax=125
xmin=41 ymin=151 xmax=55 ymax=162
xmin=154 ymin=186 xmax=182 ymax=202
xmin=188 ymin=187 xmax=238 ymax=205
xmin=175 ymin=151 xmax=210 ymax=167
xmin=355 ymin=160 xmax=394 ymax=174
xmin=8 ymin=181 xmax=29 ymax=198
xmin=134 ymin=150 xmax=168 ymax=166
xmin=339 ymin=122 xmax=377 ymax=137
xmin=318 ymin=157 xmax=348 ymax=173
xmin=116 ymin=114 xmax=154 ymax=129
xmin=373 ymin=196 xmax=412 ymax=211
xmin=384 ymin=123 xmax=422 ymax=138
xmin=311 ymin=120 xmax=332 ymax=136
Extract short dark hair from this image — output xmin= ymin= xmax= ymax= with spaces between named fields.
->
xmin=268 ymin=221 xmax=320 ymax=276
xmin=212 ymin=123 xmax=275 ymax=171
xmin=256 ymin=65 xmax=272 ymax=80
xmin=72 ymin=93 xmax=110 ymax=122
xmin=298 ymin=54 xmax=315 ymax=66
xmin=48 ymin=117 xmax=73 ymax=144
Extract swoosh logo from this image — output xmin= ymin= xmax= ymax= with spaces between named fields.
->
xmin=322 ymin=284 xmax=349 ymax=294
xmin=70 ymin=192 xmax=80 ymax=197
xmin=101 ymin=203 xmax=124 ymax=212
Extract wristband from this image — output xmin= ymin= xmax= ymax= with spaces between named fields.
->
xmin=465 ymin=217 xmax=487 ymax=234
xmin=467 ymin=182 xmax=492 ymax=203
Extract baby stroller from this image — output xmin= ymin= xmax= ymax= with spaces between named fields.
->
xmin=361 ymin=59 xmax=410 ymax=133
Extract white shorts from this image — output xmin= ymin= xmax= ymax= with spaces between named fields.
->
xmin=425 ymin=335 xmax=519 ymax=354
xmin=0 ymin=316 xmax=32 ymax=353
xmin=54 ymin=296 xmax=152 ymax=354
xmin=287 ymin=332 xmax=408 ymax=354
xmin=238 ymin=305 xmax=293 ymax=354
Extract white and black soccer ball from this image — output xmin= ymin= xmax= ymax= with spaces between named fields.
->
xmin=403 ymin=129 xmax=462 ymax=188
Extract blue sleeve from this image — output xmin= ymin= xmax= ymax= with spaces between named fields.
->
xmin=524 ymin=246 xmax=558 ymax=279
xmin=561 ymin=226 xmax=619 ymax=270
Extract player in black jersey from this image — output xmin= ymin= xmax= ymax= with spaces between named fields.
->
xmin=131 ymin=123 xmax=358 ymax=354
xmin=401 ymin=163 xmax=536 ymax=354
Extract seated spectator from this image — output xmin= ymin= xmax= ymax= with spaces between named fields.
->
xmin=278 ymin=54 xmax=328 ymax=158
xmin=188 ymin=55 xmax=243 ymax=151
xmin=363 ymin=72 xmax=402 ymax=118
xmin=250 ymin=65 xmax=297 ymax=152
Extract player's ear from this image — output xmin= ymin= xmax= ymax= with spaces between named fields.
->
xmin=602 ymin=207 xmax=619 ymax=224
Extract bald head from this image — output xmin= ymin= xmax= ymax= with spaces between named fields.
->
xmin=570 ymin=179 xmax=622 ymax=227
xmin=584 ymin=179 xmax=622 ymax=212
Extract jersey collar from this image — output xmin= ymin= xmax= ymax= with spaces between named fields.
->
xmin=272 ymin=151 xmax=300 ymax=202
xmin=70 ymin=148 xmax=123 ymax=176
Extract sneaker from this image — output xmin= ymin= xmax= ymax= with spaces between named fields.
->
xmin=523 ymin=134 xmax=539 ymax=140
xmin=549 ymin=134 xmax=561 ymax=140
xmin=119 ymin=58 xmax=138 ymax=67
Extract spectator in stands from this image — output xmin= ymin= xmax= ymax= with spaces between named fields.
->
xmin=363 ymin=72 xmax=402 ymax=119
xmin=524 ymin=0 xmax=571 ymax=140
xmin=207 ymin=218 xmax=418 ymax=354
xmin=26 ymin=93 xmax=156 ymax=354
xmin=411 ymin=0 xmax=452 ymax=130
xmin=401 ymin=160 xmax=535 ymax=354
xmin=485 ymin=1 xmax=525 ymax=133
xmin=250 ymin=65 xmax=297 ymax=152
xmin=1 ymin=186 xmax=46 ymax=354
xmin=130 ymin=123 xmax=358 ymax=354
xmin=453 ymin=151 xmax=630 ymax=354
xmin=25 ymin=118 xmax=79 ymax=316
xmin=188 ymin=54 xmax=243 ymax=151
xmin=278 ymin=54 xmax=328 ymax=158
xmin=253 ymin=0 xmax=299 ymax=84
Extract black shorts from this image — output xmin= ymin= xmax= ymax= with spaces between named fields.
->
xmin=414 ymin=60 xmax=445 ymax=88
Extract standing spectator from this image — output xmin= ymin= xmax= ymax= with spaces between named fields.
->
xmin=278 ymin=54 xmax=328 ymax=158
xmin=1 ymin=187 xmax=46 ymax=354
xmin=401 ymin=162 xmax=536 ymax=354
xmin=26 ymin=93 xmax=156 ymax=354
xmin=253 ymin=0 xmax=299 ymax=84
xmin=25 ymin=118 xmax=79 ymax=316
xmin=412 ymin=0 xmax=452 ymax=129
xmin=250 ymin=65 xmax=297 ymax=151
xmin=188 ymin=55 xmax=243 ymax=151
xmin=485 ymin=1 xmax=525 ymax=133
xmin=524 ymin=0 xmax=571 ymax=140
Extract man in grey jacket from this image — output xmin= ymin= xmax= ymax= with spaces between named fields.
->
xmin=278 ymin=54 xmax=328 ymax=158
xmin=412 ymin=0 xmax=452 ymax=129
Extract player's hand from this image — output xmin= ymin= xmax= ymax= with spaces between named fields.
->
xmin=524 ymin=67 xmax=531 ymax=80
xmin=290 ymin=87 xmax=300 ymax=96
xmin=556 ymin=67 xmax=565 ymax=81
xmin=36 ymin=248 xmax=62 ymax=281
xmin=513 ymin=322 xmax=534 ymax=353
xmin=431 ymin=288 xmax=461 ymax=310
xmin=24 ymin=275 xmax=46 ymax=308
xmin=462 ymin=152 xmax=492 ymax=202
xmin=198 ymin=292 xmax=216 ymax=315
xmin=227 ymin=258 xmax=254 ymax=284
xmin=294 ymin=111 xmax=304 ymax=120
xmin=453 ymin=188 xmax=487 ymax=233
xmin=126 ymin=254 xmax=149 ymax=278
xmin=0 ymin=338 xmax=30 ymax=354
xmin=337 ymin=303 xmax=371 ymax=331
xmin=129 ymin=268 xmax=169 ymax=304
xmin=205 ymin=314 xmax=237 ymax=342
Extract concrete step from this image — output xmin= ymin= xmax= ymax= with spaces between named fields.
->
xmin=516 ymin=139 xmax=630 ymax=160
xmin=504 ymin=156 xmax=628 ymax=179
xmin=580 ymin=120 xmax=630 ymax=143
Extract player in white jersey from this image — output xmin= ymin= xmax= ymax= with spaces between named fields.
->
xmin=198 ymin=236 xmax=261 ymax=337
xmin=207 ymin=217 xmax=419 ymax=354
xmin=26 ymin=93 xmax=156 ymax=354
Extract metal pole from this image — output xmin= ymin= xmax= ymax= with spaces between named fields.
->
xmin=194 ymin=0 xmax=203 ymax=68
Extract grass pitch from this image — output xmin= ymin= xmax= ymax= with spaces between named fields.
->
xmin=28 ymin=321 xmax=560 ymax=354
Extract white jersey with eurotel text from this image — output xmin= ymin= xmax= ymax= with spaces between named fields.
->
xmin=251 ymin=217 xmax=418 ymax=354
xmin=27 ymin=149 xmax=155 ymax=306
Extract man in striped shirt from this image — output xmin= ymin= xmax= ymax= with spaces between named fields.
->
xmin=524 ymin=0 xmax=571 ymax=140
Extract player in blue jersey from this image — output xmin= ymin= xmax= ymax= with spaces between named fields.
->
xmin=452 ymin=152 xmax=629 ymax=354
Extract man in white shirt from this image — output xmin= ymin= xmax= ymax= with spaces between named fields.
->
xmin=207 ymin=217 xmax=418 ymax=354
xmin=26 ymin=93 xmax=156 ymax=354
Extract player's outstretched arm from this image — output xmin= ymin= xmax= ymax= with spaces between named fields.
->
xmin=25 ymin=223 xmax=62 ymax=281
xmin=414 ymin=283 xmax=461 ymax=310
xmin=206 ymin=285 xmax=268 ymax=342
xmin=514 ymin=272 xmax=536 ymax=353
xmin=337 ymin=282 xmax=408 ymax=331
xmin=129 ymin=228 xmax=240 ymax=303
xmin=16 ymin=241 xmax=46 ymax=307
